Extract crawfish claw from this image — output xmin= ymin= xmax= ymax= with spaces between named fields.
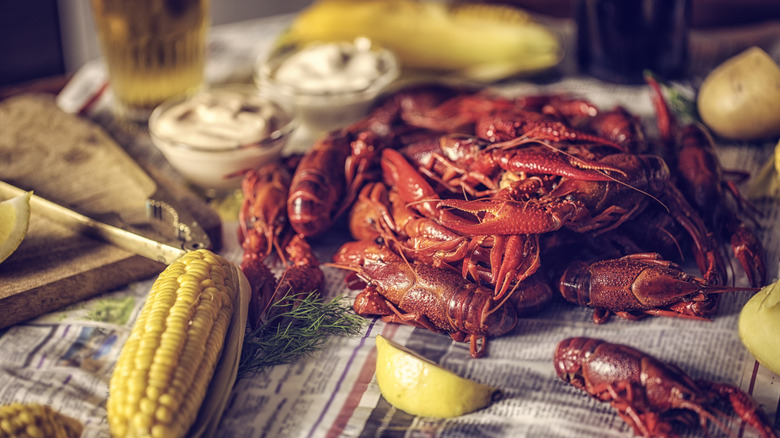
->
xmin=700 ymin=381 xmax=778 ymax=438
xmin=731 ymin=222 xmax=768 ymax=288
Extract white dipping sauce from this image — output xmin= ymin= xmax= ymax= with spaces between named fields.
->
xmin=261 ymin=39 xmax=398 ymax=133
xmin=273 ymin=42 xmax=389 ymax=94
xmin=149 ymin=86 xmax=295 ymax=191
xmin=152 ymin=89 xmax=281 ymax=149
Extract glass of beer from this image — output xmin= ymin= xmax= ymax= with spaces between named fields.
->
xmin=576 ymin=0 xmax=690 ymax=84
xmin=90 ymin=0 xmax=210 ymax=121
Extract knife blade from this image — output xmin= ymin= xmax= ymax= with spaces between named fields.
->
xmin=0 ymin=180 xmax=193 ymax=265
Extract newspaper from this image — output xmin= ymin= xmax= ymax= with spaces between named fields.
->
xmin=2 ymin=12 xmax=780 ymax=438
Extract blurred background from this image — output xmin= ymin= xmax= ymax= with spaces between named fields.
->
xmin=1 ymin=0 xmax=778 ymax=87
xmin=0 ymin=0 xmax=313 ymax=87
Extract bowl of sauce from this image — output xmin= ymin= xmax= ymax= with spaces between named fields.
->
xmin=257 ymin=37 xmax=399 ymax=134
xmin=149 ymin=85 xmax=296 ymax=192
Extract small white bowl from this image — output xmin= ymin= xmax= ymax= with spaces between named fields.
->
xmin=256 ymin=37 xmax=399 ymax=134
xmin=149 ymin=85 xmax=296 ymax=192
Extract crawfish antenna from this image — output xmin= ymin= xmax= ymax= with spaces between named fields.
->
xmin=677 ymin=400 xmax=737 ymax=438
xmin=485 ymin=280 xmax=521 ymax=319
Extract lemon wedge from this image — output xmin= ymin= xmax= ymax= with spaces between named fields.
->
xmin=746 ymin=138 xmax=780 ymax=200
xmin=0 ymin=191 xmax=32 ymax=264
xmin=374 ymin=335 xmax=499 ymax=418
xmin=775 ymin=137 xmax=780 ymax=175
xmin=739 ymin=281 xmax=780 ymax=375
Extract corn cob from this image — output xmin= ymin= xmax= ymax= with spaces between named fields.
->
xmin=0 ymin=403 xmax=82 ymax=438
xmin=280 ymin=0 xmax=562 ymax=82
xmin=107 ymin=249 xmax=239 ymax=438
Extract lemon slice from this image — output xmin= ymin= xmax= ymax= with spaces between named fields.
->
xmin=0 ymin=191 xmax=32 ymax=264
xmin=775 ymin=138 xmax=780 ymax=175
xmin=739 ymin=281 xmax=780 ymax=375
xmin=374 ymin=335 xmax=499 ymax=418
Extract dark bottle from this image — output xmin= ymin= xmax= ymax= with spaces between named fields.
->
xmin=576 ymin=0 xmax=690 ymax=84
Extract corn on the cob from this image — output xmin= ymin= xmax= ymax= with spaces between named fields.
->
xmin=280 ymin=0 xmax=562 ymax=82
xmin=107 ymin=249 xmax=239 ymax=438
xmin=0 ymin=403 xmax=82 ymax=438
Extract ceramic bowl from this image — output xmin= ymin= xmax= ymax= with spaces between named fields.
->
xmin=149 ymin=85 xmax=296 ymax=192
xmin=256 ymin=37 xmax=399 ymax=134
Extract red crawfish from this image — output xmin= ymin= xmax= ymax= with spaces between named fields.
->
xmin=646 ymin=75 xmax=767 ymax=287
xmin=331 ymin=240 xmax=517 ymax=358
xmin=286 ymin=130 xmax=353 ymax=237
xmin=239 ymin=163 xmax=325 ymax=329
xmin=398 ymin=90 xmax=624 ymax=150
xmin=265 ymin=234 xmax=326 ymax=323
xmin=398 ymin=133 xmax=628 ymax=199
xmin=474 ymin=105 xmax=624 ymax=150
xmin=381 ymin=148 xmax=543 ymax=299
xmin=286 ymin=84 xmax=463 ymax=237
xmin=238 ymin=162 xmax=291 ymax=256
xmin=243 ymin=231 xmax=325 ymax=329
xmin=554 ymin=337 xmax=777 ymax=438
xmin=239 ymin=163 xmax=293 ymax=327
xmin=558 ymin=253 xmax=758 ymax=324
xmin=514 ymin=93 xmax=599 ymax=128
xmin=436 ymin=152 xmax=728 ymax=285
xmin=585 ymin=106 xmax=649 ymax=153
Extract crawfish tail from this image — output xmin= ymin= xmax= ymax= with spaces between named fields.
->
xmin=508 ymin=272 xmax=553 ymax=317
xmin=241 ymin=254 xmax=278 ymax=330
xmin=281 ymin=234 xmax=324 ymax=290
xmin=271 ymin=234 xmax=326 ymax=317
xmin=288 ymin=132 xmax=351 ymax=237
xmin=586 ymin=106 xmax=648 ymax=153
xmin=553 ymin=336 xmax=604 ymax=386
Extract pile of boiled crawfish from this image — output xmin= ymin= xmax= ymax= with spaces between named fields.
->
xmin=236 ymin=78 xmax=774 ymax=437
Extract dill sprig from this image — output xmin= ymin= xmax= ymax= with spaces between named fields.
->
xmin=661 ymin=82 xmax=699 ymax=126
xmin=237 ymin=290 xmax=366 ymax=378
xmin=644 ymin=69 xmax=699 ymax=125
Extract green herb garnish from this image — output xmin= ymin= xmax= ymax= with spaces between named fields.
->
xmin=237 ymin=290 xmax=366 ymax=378
xmin=644 ymin=69 xmax=699 ymax=125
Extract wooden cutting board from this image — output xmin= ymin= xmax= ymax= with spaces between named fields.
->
xmin=0 ymin=93 xmax=222 ymax=329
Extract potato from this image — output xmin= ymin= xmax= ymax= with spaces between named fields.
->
xmin=697 ymin=46 xmax=780 ymax=141
xmin=739 ymin=281 xmax=780 ymax=375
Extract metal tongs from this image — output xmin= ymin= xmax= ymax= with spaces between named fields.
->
xmin=0 ymin=180 xmax=211 ymax=265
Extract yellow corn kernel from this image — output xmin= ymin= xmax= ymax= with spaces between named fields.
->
xmin=107 ymin=249 xmax=238 ymax=438
xmin=0 ymin=403 xmax=82 ymax=438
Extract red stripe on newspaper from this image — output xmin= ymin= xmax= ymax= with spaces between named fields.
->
xmin=748 ymin=360 xmax=759 ymax=396
xmin=306 ymin=318 xmax=379 ymax=438
xmin=324 ymin=322 xmax=401 ymax=438
xmin=77 ymin=81 xmax=109 ymax=117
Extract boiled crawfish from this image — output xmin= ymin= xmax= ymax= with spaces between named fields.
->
xmin=369 ymin=148 xmax=544 ymax=300
xmin=554 ymin=337 xmax=777 ymax=438
xmin=287 ymin=84 xmax=463 ymax=237
xmin=332 ymin=240 xmax=518 ymax=358
xmin=646 ymin=74 xmax=767 ymax=287
xmin=557 ymin=253 xmax=759 ymax=323
xmin=239 ymin=162 xmax=325 ymax=329
xmin=436 ymin=151 xmax=727 ymax=286
xmin=281 ymin=82 xmax=765 ymax=362
xmin=405 ymin=91 xmax=624 ymax=150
